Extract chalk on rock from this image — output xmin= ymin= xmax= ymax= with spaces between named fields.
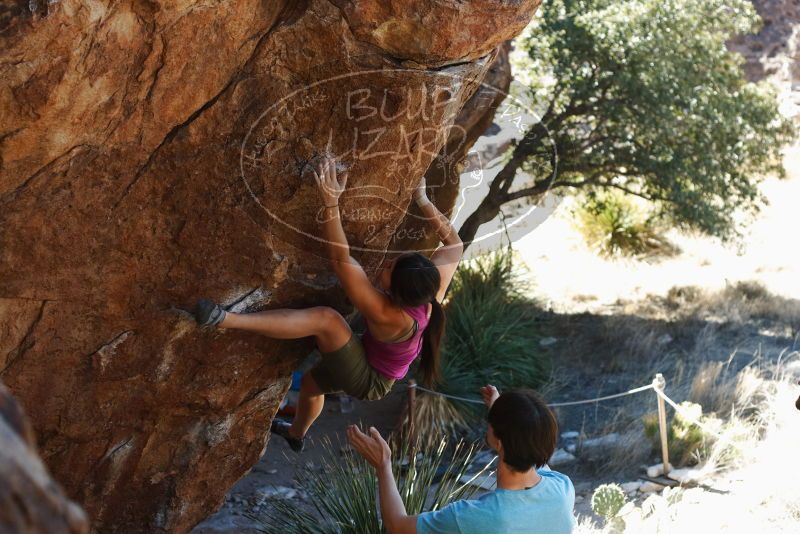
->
xmin=225 ymin=287 xmax=272 ymax=313
xmin=549 ymin=448 xmax=577 ymax=466
xmin=561 ymin=431 xmax=580 ymax=440
xmin=539 ymin=337 xmax=558 ymax=347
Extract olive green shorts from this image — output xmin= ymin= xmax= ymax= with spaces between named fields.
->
xmin=310 ymin=334 xmax=395 ymax=401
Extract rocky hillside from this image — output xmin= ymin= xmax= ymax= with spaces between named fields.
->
xmin=0 ymin=1 xmax=540 ymax=532
xmin=729 ymin=0 xmax=800 ymax=117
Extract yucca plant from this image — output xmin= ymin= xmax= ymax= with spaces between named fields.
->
xmin=253 ymin=436 xmax=492 ymax=533
xmin=577 ymin=192 xmax=678 ymax=258
xmin=411 ymin=247 xmax=550 ymax=442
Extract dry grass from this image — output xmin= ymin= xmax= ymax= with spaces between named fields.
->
xmin=548 ymin=280 xmax=799 ymax=479
xmin=577 ymin=353 xmax=800 ymax=533
xmin=662 ymin=281 xmax=800 ymax=336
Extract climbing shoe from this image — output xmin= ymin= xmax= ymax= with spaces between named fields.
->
xmin=192 ymin=299 xmax=226 ymax=326
xmin=270 ymin=418 xmax=304 ymax=453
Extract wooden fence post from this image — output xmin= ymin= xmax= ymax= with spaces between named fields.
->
xmin=653 ymin=373 xmax=671 ymax=475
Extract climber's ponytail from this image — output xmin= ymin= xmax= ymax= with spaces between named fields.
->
xmin=419 ymin=298 xmax=444 ymax=387
xmin=390 ymin=252 xmax=445 ymax=387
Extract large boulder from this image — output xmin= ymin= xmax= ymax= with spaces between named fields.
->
xmin=0 ymin=382 xmax=89 ymax=533
xmin=727 ymin=0 xmax=800 ymax=117
xmin=0 ymin=0 xmax=540 ymax=532
xmin=395 ymin=42 xmax=513 ymax=253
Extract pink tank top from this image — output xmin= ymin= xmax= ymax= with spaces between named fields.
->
xmin=363 ymin=303 xmax=431 ymax=380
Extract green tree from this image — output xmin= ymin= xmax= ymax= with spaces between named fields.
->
xmin=458 ymin=0 xmax=794 ymax=247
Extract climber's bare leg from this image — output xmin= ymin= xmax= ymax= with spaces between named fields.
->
xmin=220 ymin=306 xmax=352 ymax=353
xmin=222 ymin=306 xmax=352 ymax=440
xmin=289 ymin=372 xmax=325 ymax=440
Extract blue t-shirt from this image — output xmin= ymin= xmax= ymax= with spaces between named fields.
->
xmin=416 ymin=468 xmax=575 ymax=533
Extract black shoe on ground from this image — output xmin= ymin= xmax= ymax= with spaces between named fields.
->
xmin=192 ymin=299 xmax=226 ymax=326
xmin=270 ymin=418 xmax=304 ymax=453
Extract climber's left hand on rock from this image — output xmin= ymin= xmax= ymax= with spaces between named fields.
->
xmin=313 ymin=156 xmax=348 ymax=207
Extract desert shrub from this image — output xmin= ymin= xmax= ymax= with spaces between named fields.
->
xmin=577 ymin=193 xmax=678 ymax=258
xmin=663 ymin=282 xmax=800 ymax=333
xmin=412 ymin=247 xmax=549 ymax=441
xmin=643 ymin=401 xmax=713 ymax=466
xmin=714 ymin=282 xmax=800 ymax=332
xmin=664 ymin=285 xmax=704 ymax=310
xmin=255 ymin=437 xmax=488 ymax=533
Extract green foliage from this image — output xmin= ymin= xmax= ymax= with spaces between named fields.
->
xmin=643 ymin=401 xmax=713 ymax=466
xmin=510 ymin=0 xmax=795 ymax=242
xmin=591 ymin=483 xmax=628 ymax=520
xmin=591 ymin=483 xmax=629 ymax=533
xmin=255 ymin=437 xmax=487 ymax=533
xmin=577 ymin=192 xmax=678 ymax=257
xmin=414 ymin=247 xmax=549 ymax=439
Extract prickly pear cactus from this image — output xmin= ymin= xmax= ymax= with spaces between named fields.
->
xmin=591 ymin=483 xmax=628 ymax=519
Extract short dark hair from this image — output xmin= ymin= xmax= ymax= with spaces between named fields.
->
xmin=487 ymin=389 xmax=558 ymax=472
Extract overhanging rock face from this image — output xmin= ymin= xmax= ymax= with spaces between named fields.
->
xmin=0 ymin=1 xmax=540 ymax=531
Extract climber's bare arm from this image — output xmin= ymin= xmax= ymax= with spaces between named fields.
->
xmin=314 ymin=158 xmax=390 ymax=320
xmin=413 ymin=178 xmax=463 ymax=302
xmin=348 ymin=425 xmax=418 ymax=534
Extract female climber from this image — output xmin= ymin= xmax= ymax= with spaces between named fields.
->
xmin=192 ymin=157 xmax=464 ymax=452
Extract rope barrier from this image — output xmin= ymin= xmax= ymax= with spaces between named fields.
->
xmin=406 ymin=374 xmax=750 ymax=482
xmin=409 ymin=382 xmax=655 ymax=408
xmin=549 ymin=384 xmax=654 ymax=407
xmin=410 ymin=385 xmax=484 ymax=405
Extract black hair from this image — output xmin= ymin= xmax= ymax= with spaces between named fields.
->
xmin=487 ymin=389 xmax=558 ymax=472
xmin=389 ymin=252 xmax=444 ymax=387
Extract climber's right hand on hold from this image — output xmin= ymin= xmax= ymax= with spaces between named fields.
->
xmin=313 ymin=156 xmax=347 ymax=208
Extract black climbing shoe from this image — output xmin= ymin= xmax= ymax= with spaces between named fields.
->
xmin=270 ymin=419 xmax=304 ymax=453
xmin=192 ymin=299 xmax=226 ymax=326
